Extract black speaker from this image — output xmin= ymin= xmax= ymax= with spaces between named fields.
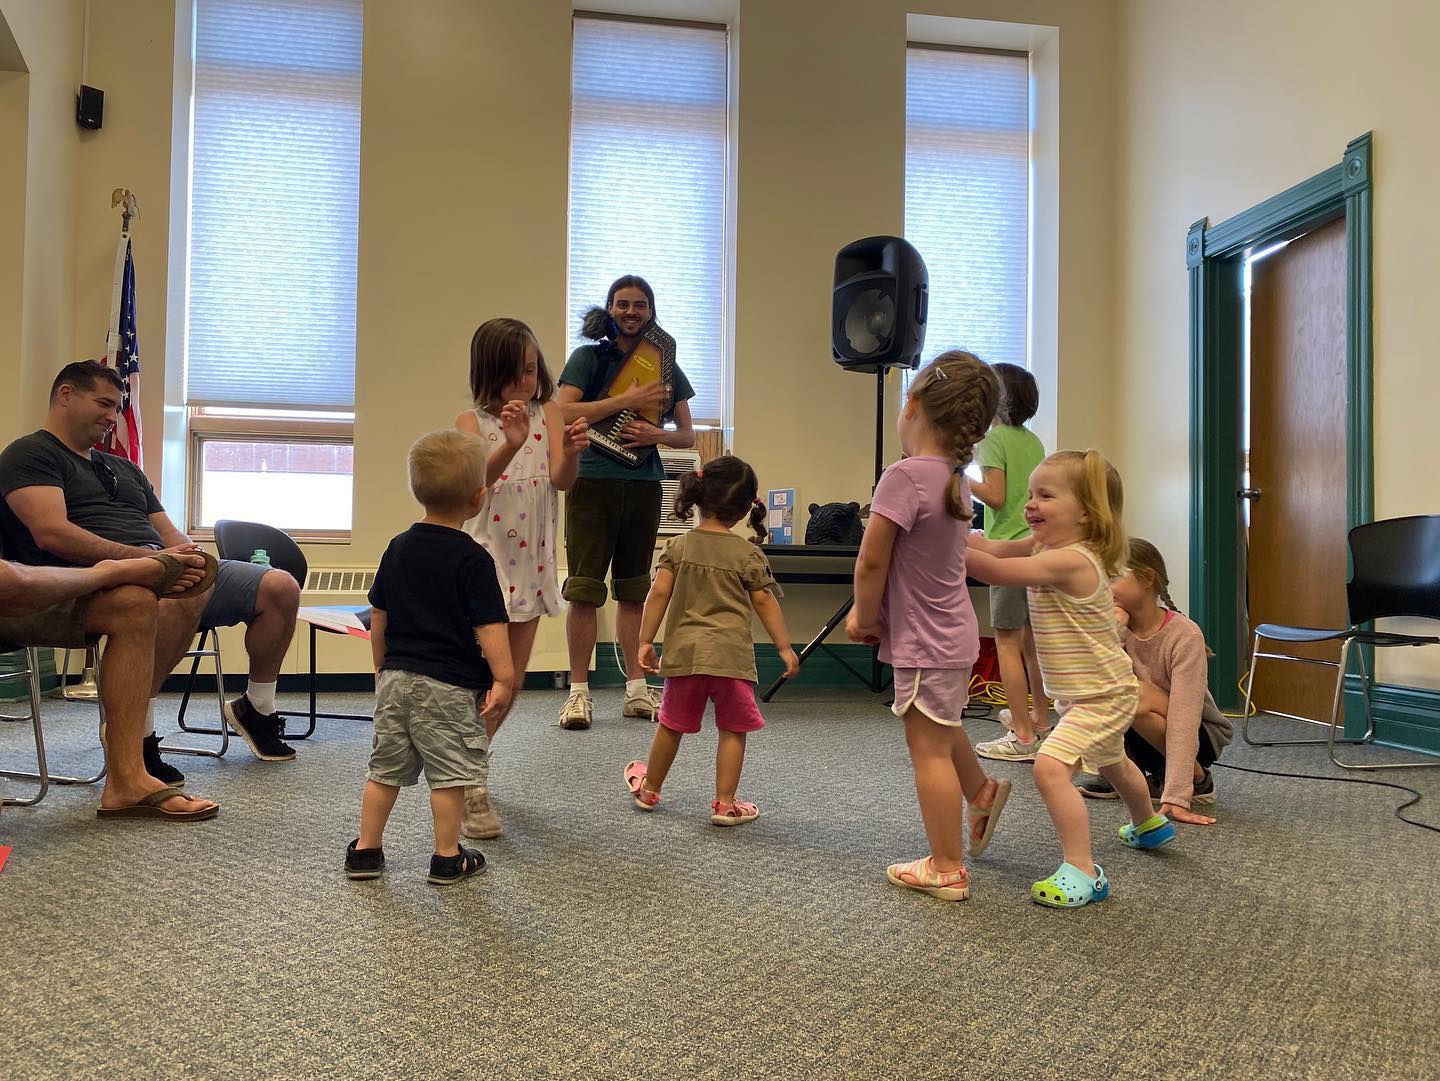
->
xmin=831 ymin=236 xmax=928 ymax=374
xmin=76 ymin=85 xmax=104 ymax=130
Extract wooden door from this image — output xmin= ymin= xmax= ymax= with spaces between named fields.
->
xmin=1246 ymin=216 xmax=1350 ymax=720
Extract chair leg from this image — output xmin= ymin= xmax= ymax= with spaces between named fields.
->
xmin=1240 ymin=631 xmax=1372 ymax=748
xmin=165 ymin=628 xmax=230 ymax=758
xmin=2 ymin=646 xmax=108 ymax=805
xmin=277 ymin=623 xmax=372 ymax=739
xmin=1328 ymin=643 xmax=1440 ymax=770
xmin=0 ymin=650 xmax=50 ymax=806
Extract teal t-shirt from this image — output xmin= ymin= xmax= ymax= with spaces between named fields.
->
xmin=976 ymin=424 xmax=1046 ymax=540
xmin=558 ymin=341 xmax=695 ymax=482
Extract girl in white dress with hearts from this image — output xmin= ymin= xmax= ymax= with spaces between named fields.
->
xmin=456 ymin=317 xmax=589 ymax=837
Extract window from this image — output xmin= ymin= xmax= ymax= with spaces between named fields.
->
xmin=568 ymin=14 xmax=730 ymax=428
xmin=904 ymin=45 xmax=1029 ymax=371
xmin=182 ymin=0 xmax=362 ymax=536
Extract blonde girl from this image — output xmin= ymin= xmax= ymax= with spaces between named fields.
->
xmin=455 ymin=317 xmax=589 ymax=837
xmin=846 ymin=352 xmax=1013 ymax=903
xmin=968 ymin=451 xmax=1175 ymax=909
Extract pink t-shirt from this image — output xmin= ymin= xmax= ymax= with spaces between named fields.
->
xmin=869 ymin=455 xmax=979 ymax=670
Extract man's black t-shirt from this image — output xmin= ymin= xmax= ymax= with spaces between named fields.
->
xmin=0 ymin=430 xmax=165 ymax=566
xmin=367 ymin=523 xmax=509 ymax=691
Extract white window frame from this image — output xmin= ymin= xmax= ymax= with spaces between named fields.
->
xmin=903 ymin=41 xmax=1032 ymax=391
xmin=170 ymin=0 xmax=361 ymax=540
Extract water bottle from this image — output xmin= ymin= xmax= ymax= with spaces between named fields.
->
xmin=250 ymin=549 xmax=271 ymax=567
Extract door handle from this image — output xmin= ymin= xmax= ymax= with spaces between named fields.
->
xmin=1239 ymin=488 xmax=1262 ymax=501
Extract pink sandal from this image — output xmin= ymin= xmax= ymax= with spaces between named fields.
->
xmin=710 ymin=798 xmax=759 ymax=826
xmin=886 ymin=855 xmax=970 ymax=901
xmin=968 ymin=776 xmax=1012 ymax=858
xmin=624 ymin=760 xmax=659 ymax=811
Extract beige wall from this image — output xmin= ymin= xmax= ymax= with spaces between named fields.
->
xmin=1113 ymin=0 xmax=1440 ymax=688
xmin=1 ymin=0 xmax=82 ymax=435
xmin=7 ymin=0 xmax=1119 ymax=673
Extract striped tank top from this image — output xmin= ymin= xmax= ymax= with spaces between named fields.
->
xmin=1027 ymin=543 xmax=1137 ymax=701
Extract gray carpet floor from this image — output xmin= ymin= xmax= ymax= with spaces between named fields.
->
xmin=2 ymin=686 xmax=1438 ymax=1080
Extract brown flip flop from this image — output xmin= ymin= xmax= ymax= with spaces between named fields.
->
xmin=147 ymin=550 xmax=219 ymax=599
xmin=96 ymin=786 xmax=219 ymax=820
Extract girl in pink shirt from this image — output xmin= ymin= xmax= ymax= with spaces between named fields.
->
xmin=847 ymin=352 xmax=1012 ymax=902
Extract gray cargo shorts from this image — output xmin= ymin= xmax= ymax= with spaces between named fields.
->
xmin=367 ymin=669 xmax=490 ymax=790
xmin=989 ymin=585 xmax=1031 ymax=631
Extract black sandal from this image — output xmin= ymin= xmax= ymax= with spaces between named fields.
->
xmin=428 ymin=845 xmax=486 ymax=884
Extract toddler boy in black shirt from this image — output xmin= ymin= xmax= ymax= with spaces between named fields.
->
xmin=345 ymin=429 xmax=513 ymax=884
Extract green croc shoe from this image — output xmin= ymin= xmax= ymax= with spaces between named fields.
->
xmin=1031 ymin=862 xmax=1109 ymax=908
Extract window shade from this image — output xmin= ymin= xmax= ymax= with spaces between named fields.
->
xmin=568 ymin=15 xmax=729 ymax=426
xmin=904 ymin=47 xmax=1029 ymax=369
xmin=186 ymin=0 xmax=362 ymax=410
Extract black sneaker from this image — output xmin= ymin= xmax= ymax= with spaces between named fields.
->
xmin=142 ymin=733 xmax=186 ymax=788
xmin=1077 ymin=774 xmax=1118 ymax=799
xmin=428 ymin=845 xmax=486 ymax=885
xmin=223 ymin=696 xmax=296 ymax=762
xmin=345 ymin=839 xmax=385 ymax=880
xmin=1192 ymin=769 xmax=1217 ymax=807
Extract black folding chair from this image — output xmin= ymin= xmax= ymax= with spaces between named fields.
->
xmin=1242 ymin=514 xmax=1440 ymax=770
xmin=206 ymin=520 xmax=372 ymax=740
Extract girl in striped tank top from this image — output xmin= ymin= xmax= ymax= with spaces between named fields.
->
xmin=968 ymin=450 xmax=1174 ymax=909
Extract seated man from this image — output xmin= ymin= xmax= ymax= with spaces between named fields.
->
xmin=0 ymin=361 xmax=302 ymax=782
xmin=0 ymin=555 xmax=218 ymax=818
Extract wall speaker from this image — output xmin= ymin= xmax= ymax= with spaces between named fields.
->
xmin=76 ymin=85 xmax=104 ymax=130
xmin=831 ymin=235 xmax=928 ymax=373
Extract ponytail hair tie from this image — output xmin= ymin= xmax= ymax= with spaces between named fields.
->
xmin=695 ymin=469 xmax=704 ymax=479
xmin=753 ymin=498 xmax=764 ymax=509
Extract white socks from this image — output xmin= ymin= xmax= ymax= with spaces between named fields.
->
xmin=246 ymin=680 xmax=277 ymax=716
xmin=570 ymin=681 xmax=590 ymax=698
xmin=144 ymin=697 xmax=157 ymax=737
xmin=625 ymin=678 xmax=649 ymax=697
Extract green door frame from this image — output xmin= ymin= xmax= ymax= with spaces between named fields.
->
xmin=1186 ymin=132 xmax=1374 ymax=712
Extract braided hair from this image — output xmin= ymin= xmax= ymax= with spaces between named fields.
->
xmin=1127 ymin=537 xmax=1178 ymax=611
xmin=907 ymin=351 xmax=1001 ymax=520
xmin=673 ymin=454 xmax=768 ymax=544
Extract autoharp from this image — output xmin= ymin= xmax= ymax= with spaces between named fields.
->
xmin=589 ymin=320 xmax=676 ymax=468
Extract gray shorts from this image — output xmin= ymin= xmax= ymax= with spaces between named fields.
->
xmin=201 ymin=559 xmax=269 ymax=628
xmin=0 ymin=597 xmax=90 ymax=649
xmin=989 ymin=585 xmax=1031 ymax=631
xmin=368 ymin=669 xmax=490 ymax=790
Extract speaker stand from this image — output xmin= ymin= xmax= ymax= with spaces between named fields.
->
xmin=762 ymin=370 xmax=892 ymax=702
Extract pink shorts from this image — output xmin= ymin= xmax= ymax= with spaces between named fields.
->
xmin=658 ymin=675 xmax=766 ymax=735
xmin=890 ymin=667 xmax=974 ymax=728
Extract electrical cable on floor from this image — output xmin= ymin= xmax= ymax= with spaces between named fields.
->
xmin=1211 ymin=760 xmax=1438 ymax=835
xmin=1220 ymin=670 xmax=1438 ymax=834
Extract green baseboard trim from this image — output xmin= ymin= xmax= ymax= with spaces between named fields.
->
xmin=156 ymin=643 xmax=891 ymax=699
xmin=1343 ymin=679 xmax=1440 ymax=756
xmin=588 ymin=642 xmax=889 ymax=691
xmin=160 ymin=672 xmax=377 ymax=695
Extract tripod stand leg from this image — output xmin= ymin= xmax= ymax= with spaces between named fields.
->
xmin=761 ymin=596 xmax=855 ymax=702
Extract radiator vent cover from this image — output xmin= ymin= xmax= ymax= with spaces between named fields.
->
xmin=303 ymin=568 xmax=377 ymax=594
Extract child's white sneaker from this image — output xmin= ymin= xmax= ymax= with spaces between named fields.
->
xmin=976 ymin=731 xmax=1039 ymax=762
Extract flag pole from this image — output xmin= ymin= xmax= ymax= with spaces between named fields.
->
xmin=100 ymin=188 xmax=143 ymax=466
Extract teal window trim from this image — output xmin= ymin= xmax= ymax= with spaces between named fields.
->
xmin=1187 ymin=132 xmax=1373 ymax=716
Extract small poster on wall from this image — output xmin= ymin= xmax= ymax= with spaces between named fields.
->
xmin=767 ymin=488 xmax=795 ymax=544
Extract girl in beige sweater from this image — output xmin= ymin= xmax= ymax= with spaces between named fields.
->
xmin=1083 ymin=538 xmax=1233 ymax=824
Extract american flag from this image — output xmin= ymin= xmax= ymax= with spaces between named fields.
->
xmin=98 ymin=234 xmax=143 ymax=465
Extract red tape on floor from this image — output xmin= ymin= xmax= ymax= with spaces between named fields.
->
xmin=0 ymin=845 xmax=11 ymax=874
